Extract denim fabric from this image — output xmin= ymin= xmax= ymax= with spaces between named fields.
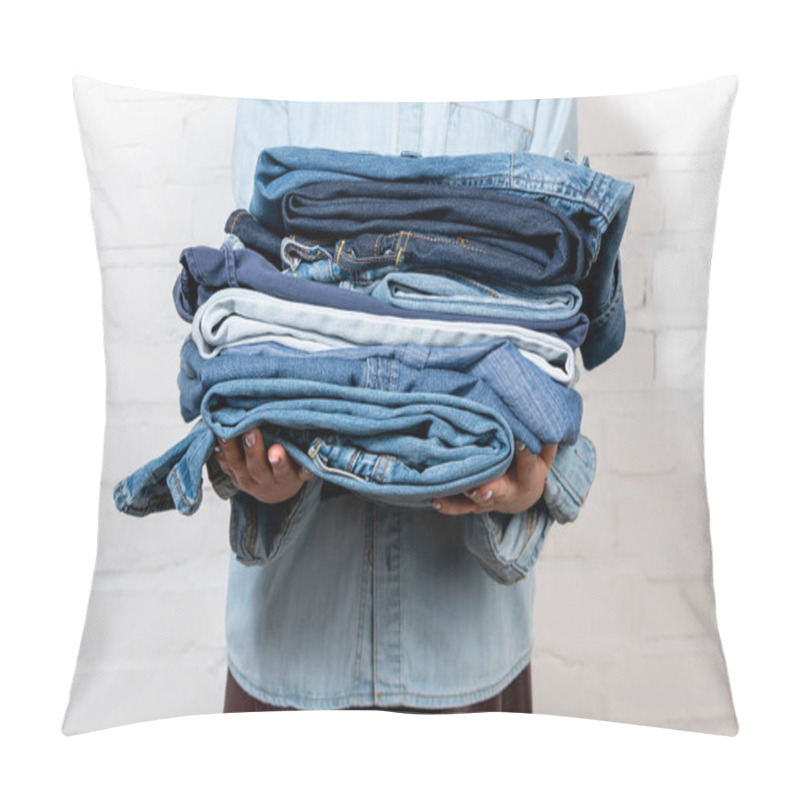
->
xmin=366 ymin=271 xmax=584 ymax=324
xmin=191 ymin=287 xmax=578 ymax=386
xmin=175 ymin=243 xmax=587 ymax=350
xmin=226 ymin=432 xmax=595 ymax=580
xmin=279 ymin=180 xmax=588 ymax=285
xmin=114 ymin=336 xmax=582 ymax=514
xmin=231 ymin=99 xmax=578 ymax=213
xmin=248 ymin=147 xmax=634 ymax=369
xmin=226 ymin=208 xmax=283 ymax=263
xmin=218 ymin=98 xmax=598 ymax=710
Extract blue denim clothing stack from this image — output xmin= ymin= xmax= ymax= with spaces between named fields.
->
xmin=113 ymin=100 xmax=639 ymax=712
xmin=115 ymin=147 xmax=633 ymax=567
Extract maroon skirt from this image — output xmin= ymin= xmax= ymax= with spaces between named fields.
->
xmin=224 ymin=664 xmax=533 ymax=714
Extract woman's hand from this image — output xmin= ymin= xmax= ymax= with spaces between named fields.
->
xmin=429 ymin=442 xmax=557 ymax=516
xmin=214 ymin=430 xmax=313 ymax=504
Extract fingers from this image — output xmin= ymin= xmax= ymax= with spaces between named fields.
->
xmin=430 ymin=442 xmax=559 ymax=516
xmin=215 ymin=432 xmax=313 ymax=499
xmin=242 ymin=430 xmax=270 ymax=483
xmin=540 ymin=443 xmax=558 ymax=469
xmin=430 ymin=494 xmax=480 ymax=516
xmin=215 ymin=435 xmax=247 ymax=485
xmin=465 ymin=475 xmax=510 ymax=507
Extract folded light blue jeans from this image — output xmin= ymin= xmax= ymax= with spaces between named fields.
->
xmin=191 ymin=286 xmax=578 ymax=386
xmin=114 ymin=337 xmax=583 ymax=514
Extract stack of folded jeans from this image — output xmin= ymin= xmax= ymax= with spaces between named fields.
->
xmin=114 ymin=147 xmax=633 ymax=522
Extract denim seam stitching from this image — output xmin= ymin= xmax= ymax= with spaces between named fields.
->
xmin=168 ymin=466 xmax=197 ymax=511
xmin=548 ymin=465 xmax=583 ymax=506
xmin=454 ymin=103 xmax=534 ymax=135
xmin=228 ymin=209 xmax=249 ymax=237
xmin=227 ymin=647 xmax=531 ymax=708
xmin=244 ymin=499 xmax=258 ymax=560
xmin=114 ymin=481 xmax=173 ymax=514
xmin=351 ymin=524 xmax=370 ymax=697
xmin=482 ymin=514 xmax=525 ymax=581
xmin=269 ymin=481 xmax=310 ymax=560
xmin=587 ymin=283 xmax=622 ymax=328
xmin=398 ymin=528 xmax=403 ymax=694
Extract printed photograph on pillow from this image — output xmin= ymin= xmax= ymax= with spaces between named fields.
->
xmin=63 ymin=76 xmax=738 ymax=734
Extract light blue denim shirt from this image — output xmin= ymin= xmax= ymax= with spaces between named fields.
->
xmin=222 ymin=99 xmax=592 ymax=709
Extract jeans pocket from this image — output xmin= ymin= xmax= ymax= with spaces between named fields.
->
xmin=308 ymin=437 xmax=417 ymax=487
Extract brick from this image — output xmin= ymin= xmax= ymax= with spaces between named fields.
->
xmin=543 ymin=468 xmax=617 ymax=561
xmin=95 ymin=480 xmax=231 ymax=573
xmin=63 ymin=659 xmax=225 ymax=734
xmin=102 ymin=266 xmax=190 ymax=345
xmin=98 ymin=244 xmax=184 ymax=271
xmin=603 ymin=646 xmax=737 ymax=726
xmin=577 ymin=78 xmax=737 ymax=155
xmin=73 ymin=580 xmax=227 ymax=671
xmin=650 ymin=157 xmax=726 ymax=234
xmin=182 ymin=98 xmax=238 ymax=170
xmin=77 ymin=98 xmax=185 ymax=181
xmin=533 ymin=563 xmax=641 ymax=658
xmin=603 ymin=406 xmax=704 ymax=476
xmin=618 ymin=236 xmax=650 ymax=311
xmin=89 ymin=184 xmax=195 ymax=249
xmin=655 ymin=329 xmax=707 ymax=391
xmin=615 ymin=477 xmax=712 ymax=578
xmin=189 ymin=174 xmax=236 ymax=245
xmin=102 ymin=418 xmax=194 ymax=481
xmin=641 ymin=578 xmax=718 ymax=639
xmin=578 ymin=330 xmax=655 ymax=393
xmin=651 ymin=243 xmax=713 ymax=313
xmin=589 ymin=152 xmax=725 ymax=237
xmin=589 ymin=158 xmax=664 ymax=233
xmin=104 ymin=340 xmax=186 ymax=405
xmin=528 ymin=653 xmax=607 ymax=719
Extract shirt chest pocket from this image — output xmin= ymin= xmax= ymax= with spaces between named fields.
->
xmin=444 ymin=102 xmax=534 ymax=154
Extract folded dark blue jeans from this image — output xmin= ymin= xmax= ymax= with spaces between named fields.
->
xmin=174 ymin=244 xmax=588 ymax=349
xmin=247 ymin=147 xmax=635 ymax=369
xmin=279 ymin=180 xmax=588 ymax=285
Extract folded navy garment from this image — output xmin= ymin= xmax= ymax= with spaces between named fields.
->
xmin=174 ymin=243 xmax=589 ymax=348
xmin=280 ymin=180 xmax=588 ymax=285
xmin=247 ymin=147 xmax=635 ymax=369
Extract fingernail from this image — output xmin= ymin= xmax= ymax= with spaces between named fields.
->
xmin=214 ymin=445 xmax=222 ymax=453
xmin=244 ymin=432 xmax=256 ymax=448
xmin=478 ymin=489 xmax=493 ymax=503
xmin=268 ymin=451 xmax=281 ymax=465
xmin=466 ymin=489 xmax=479 ymax=500
xmin=430 ymin=500 xmax=442 ymax=510
xmin=516 ymin=441 xmax=527 ymax=451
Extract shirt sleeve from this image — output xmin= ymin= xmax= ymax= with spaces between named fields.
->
xmin=463 ymin=434 xmax=596 ymax=585
xmin=226 ymin=478 xmax=323 ymax=566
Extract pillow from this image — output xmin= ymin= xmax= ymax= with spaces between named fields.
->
xmin=63 ymin=75 xmax=738 ymax=734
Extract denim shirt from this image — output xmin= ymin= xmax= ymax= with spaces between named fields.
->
xmin=221 ymin=99 xmax=596 ymax=709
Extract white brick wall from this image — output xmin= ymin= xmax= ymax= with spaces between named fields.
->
xmin=531 ymin=79 xmax=736 ymax=732
xmin=63 ymin=77 xmax=736 ymax=734
xmin=65 ymin=80 xmax=238 ymax=732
